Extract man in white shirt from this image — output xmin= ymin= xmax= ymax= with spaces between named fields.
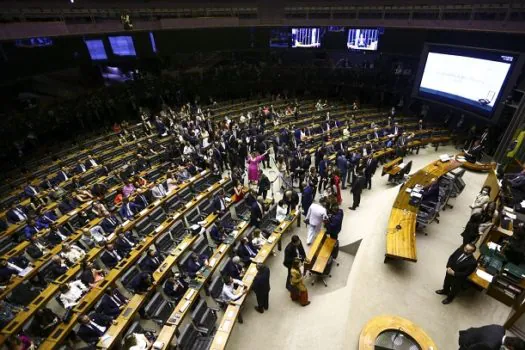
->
xmin=151 ymin=183 xmax=167 ymax=198
xmin=60 ymin=244 xmax=86 ymax=265
xmin=59 ymin=280 xmax=88 ymax=309
xmin=220 ymin=275 xmax=247 ymax=303
xmin=305 ymin=200 xmax=328 ymax=245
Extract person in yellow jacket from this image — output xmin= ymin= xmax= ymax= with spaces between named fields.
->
xmin=290 ymin=258 xmax=310 ymax=306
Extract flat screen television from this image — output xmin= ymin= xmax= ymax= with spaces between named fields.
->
xmin=291 ymin=28 xmax=323 ymax=48
xmin=414 ymin=45 xmax=517 ymax=117
xmin=85 ymin=39 xmax=107 ymax=60
xmin=108 ymin=36 xmax=137 ymax=57
xmin=347 ymin=28 xmax=379 ymax=51
xmin=269 ymin=28 xmax=290 ymax=48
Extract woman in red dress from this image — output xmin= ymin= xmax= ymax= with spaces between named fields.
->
xmin=332 ymin=169 xmax=342 ymax=205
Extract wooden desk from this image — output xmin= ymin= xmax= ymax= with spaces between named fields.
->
xmin=305 ymin=230 xmax=326 ymax=270
xmin=386 ymin=159 xmax=460 ymax=262
xmin=359 ymin=315 xmax=438 ymax=350
xmin=312 ymin=236 xmax=336 ymax=274
xmin=382 ymin=157 xmax=402 ymax=176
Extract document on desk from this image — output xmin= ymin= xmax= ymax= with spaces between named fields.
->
xmin=18 ymin=266 xmax=33 ymax=277
xmin=398 ymin=163 xmax=406 ymax=169
xmin=99 ymin=335 xmax=113 ymax=348
xmin=476 ymin=269 xmax=494 ymax=283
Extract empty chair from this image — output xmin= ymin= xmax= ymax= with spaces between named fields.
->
xmin=192 ymin=236 xmax=211 ymax=258
xmin=208 ymin=275 xmax=226 ymax=309
xmin=191 ymin=300 xmax=218 ymax=335
xmin=155 ymin=231 xmax=175 ymax=254
xmin=144 ymin=291 xmax=174 ymax=326
xmin=0 ymin=236 xmax=16 ymax=255
xmin=177 ymin=252 xmax=193 ymax=274
xmin=168 ymin=221 xmax=186 ymax=244
xmin=134 ymin=216 xmax=153 ymax=237
xmin=185 ymin=208 xmax=200 ymax=225
xmin=149 ymin=207 xmax=167 ymax=225
xmin=178 ymin=188 xmax=192 ymax=203
xmin=176 ymin=323 xmax=213 ymax=350
xmin=197 ymin=202 xmax=213 ymax=220
xmin=192 ymin=179 xmax=208 ymax=193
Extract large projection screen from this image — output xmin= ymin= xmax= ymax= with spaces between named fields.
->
xmin=413 ymin=44 xmax=518 ymax=118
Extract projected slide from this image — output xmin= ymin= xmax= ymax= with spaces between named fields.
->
xmin=108 ymin=36 xmax=136 ymax=56
xmin=419 ymin=52 xmax=512 ymax=112
xmin=291 ymin=28 xmax=322 ymax=48
xmin=85 ymin=39 xmax=107 ymax=61
xmin=347 ymin=28 xmax=379 ymax=51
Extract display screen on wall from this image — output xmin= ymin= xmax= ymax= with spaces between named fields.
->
xmin=347 ymin=28 xmax=379 ymax=51
xmin=85 ymin=39 xmax=107 ymax=60
xmin=269 ymin=28 xmax=290 ymax=48
xmin=415 ymin=45 xmax=517 ymax=116
xmin=291 ymin=28 xmax=323 ymax=48
xmin=108 ymin=36 xmax=137 ymax=56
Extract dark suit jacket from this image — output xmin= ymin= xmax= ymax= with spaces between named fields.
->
xmin=119 ymin=202 xmax=138 ymax=221
xmin=212 ymin=195 xmax=226 ymax=213
xmin=301 ymin=186 xmax=314 ymax=212
xmin=130 ymin=272 xmax=152 ymax=293
xmin=140 ymin=255 xmax=162 ymax=273
xmin=77 ymin=313 xmax=112 ymax=344
xmin=458 ymin=324 xmax=505 ymax=350
xmin=97 ymin=291 xmax=126 ymax=317
xmin=446 ymin=247 xmax=478 ymax=280
xmin=283 ymin=242 xmax=306 ymax=269
xmin=7 ymin=207 xmax=28 ymax=224
xmin=48 ymin=261 xmax=68 ymax=278
xmin=186 ymin=257 xmax=205 ymax=278
xmin=80 ymin=269 xmax=95 ymax=286
xmin=164 ymin=279 xmax=188 ymax=300
xmin=252 ymin=265 xmax=270 ymax=294
xmin=100 ymin=250 xmax=121 ymax=269
xmin=115 ymin=234 xmax=134 ymax=256
xmin=238 ymin=242 xmax=258 ymax=263
xmin=27 ymin=243 xmax=44 ymax=259
xmin=45 ymin=228 xmax=70 ymax=246
xmin=284 ymin=192 xmax=299 ymax=213
xmin=223 ymin=260 xmax=242 ymax=280
xmin=364 ymin=158 xmax=378 ymax=177
xmin=101 ymin=216 xmax=119 ymax=234
xmin=250 ymin=202 xmax=263 ymax=227
xmin=351 ymin=175 xmax=366 ymax=195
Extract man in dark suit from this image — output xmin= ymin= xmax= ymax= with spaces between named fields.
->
xmin=210 ymin=224 xmax=229 ymax=245
xmin=119 ymin=198 xmax=138 ymax=221
xmin=100 ymin=243 xmax=122 ymax=269
xmin=349 ymin=169 xmax=366 ymax=210
xmin=249 ymin=197 xmax=264 ymax=228
xmin=6 ymin=205 xmax=28 ymax=224
xmin=140 ymin=250 xmax=162 ymax=272
xmin=45 ymin=223 xmax=71 ymax=246
xmin=130 ymin=272 xmax=155 ymax=293
xmin=336 ymin=152 xmax=348 ymax=190
xmin=77 ymin=313 xmax=112 ymax=344
xmin=26 ymin=236 xmax=48 ymax=259
xmin=458 ymin=324 xmax=525 ymax=350
xmin=48 ymin=256 xmax=68 ymax=279
xmin=185 ymin=252 xmax=208 ymax=278
xmin=58 ymin=197 xmax=79 ymax=214
xmin=238 ymin=237 xmax=258 ymax=265
xmin=223 ymin=256 xmax=244 ymax=280
xmin=134 ymin=191 xmax=150 ymax=210
xmin=252 ymin=263 xmax=270 ymax=313
xmin=24 ymin=182 xmax=39 ymax=198
xmin=436 ymin=243 xmax=478 ymax=304
xmin=101 ymin=212 xmax=119 ymax=234
xmin=55 ymin=166 xmax=70 ymax=184
xmin=212 ymin=190 xmax=227 ymax=214
xmin=97 ymin=287 xmax=128 ymax=318
xmin=465 ymin=140 xmax=484 ymax=163
xmin=301 ymin=183 xmax=314 ymax=216
xmin=363 ymin=156 xmax=378 ymax=190
xmin=0 ymin=258 xmax=18 ymax=285
xmin=74 ymin=162 xmax=88 ymax=174
xmin=164 ymin=272 xmax=188 ymax=302
xmin=283 ymin=235 xmax=306 ymax=292
xmin=114 ymin=230 xmax=135 ymax=257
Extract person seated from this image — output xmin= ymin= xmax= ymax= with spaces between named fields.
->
xmin=100 ymin=243 xmax=123 ymax=269
xmin=100 ymin=211 xmax=120 ymax=234
xmin=134 ymin=190 xmax=150 ymax=210
xmin=212 ymin=190 xmax=227 ymax=214
xmin=36 ymin=208 xmax=57 ymax=229
xmin=74 ymin=161 xmax=88 ymax=174
xmin=464 ymin=140 xmax=484 ymax=163
xmin=210 ymin=224 xmax=229 ymax=245
xmin=24 ymin=181 xmax=39 ymax=198
xmin=151 ymin=183 xmax=167 ymax=199
xmin=32 ymin=307 xmax=60 ymax=338
xmin=26 ymin=235 xmax=49 ymax=259
xmin=77 ymin=313 xmax=113 ymax=344
xmin=80 ymin=260 xmax=105 ymax=288
xmin=92 ymin=201 xmax=110 ymax=217
xmin=80 ymin=231 xmax=96 ymax=249
xmin=48 ymin=255 xmax=68 ymax=279
xmin=119 ymin=197 xmax=138 ymax=221
xmin=166 ymin=172 xmax=179 ymax=192
xmin=0 ymin=258 xmax=18 ymax=285
xmin=140 ymin=250 xmax=162 ymax=273
xmin=97 ymin=287 xmax=128 ymax=318
xmin=58 ymin=280 xmax=88 ymax=309
xmin=163 ymin=271 xmax=188 ymax=302
xmin=130 ymin=272 xmax=155 ymax=294
xmin=237 ymin=237 xmax=258 ymax=264
xmin=185 ymin=252 xmax=209 ymax=278
xmin=114 ymin=230 xmax=136 ymax=257
xmin=55 ymin=166 xmax=70 ymax=184
xmin=60 ymin=244 xmax=86 ymax=265
xmin=23 ymin=218 xmax=41 ymax=240
xmin=86 ymin=154 xmax=99 ymax=169
xmin=220 ymin=275 xmax=247 ymax=304
xmin=6 ymin=204 xmax=28 ymax=224
xmin=122 ymin=180 xmax=136 ymax=198
xmin=73 ymin=188 xmax=94 ymax=203
xmin=276 ymin=200 xmax=288 ymax=222
xmin=251 ymin=229 xmax=268 ymax=250
xmin=58 ymin=196 xmax=79 ymax=214
xmin=82 ymin=227 xmax=106 ymax=245
xmin=223 ymin=256 xmax=244 ymax=280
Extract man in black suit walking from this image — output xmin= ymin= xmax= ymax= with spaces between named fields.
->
xmin=284 ymin=235 xmax=306 ymax=292
xmin=363 ymin=155 xmax=378 ymax=190
xmin=458 ymin=324 xmax=525 ymax=350
xmin=349 ymin=169 xmax=366 ymax=210
xmin=436 ymin=243 xmax=478 ymax=304
xmin=252 ymin=263 xmax=271 ymax=313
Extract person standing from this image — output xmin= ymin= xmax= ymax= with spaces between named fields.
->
xmin=247 ymin=151 xmax=268 ymax=184
xmin=325 ymin=206 xmax=344 ymax=240
xmin=436 ymin=243 xmax=478 ymax=304
xmin=290 ymin=258 xmax=310 ymax=306
xmin=349 ymin=169 xmax=366 ymax=210
xmin=305 ymin=200 xmax=328 ymax=245
xmin=258 ymin=170 xmax=271 ymax=200
xmin=336 ymin=152 xmax=348 ymax=190
xmin=363 ymin=155 xmax=378 ymax=190
xmin=284 ymin=235 xmax=306 ymax=293
xmin=252 ymin=263 xmax=270 ymax=313
xmin=301 ymin=182 xmax=314 ymax=216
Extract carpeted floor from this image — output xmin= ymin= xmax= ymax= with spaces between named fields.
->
xmin=225 ymin=144 xmax=511 ymax=350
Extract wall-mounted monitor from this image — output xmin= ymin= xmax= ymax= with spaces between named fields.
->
xmin=15 ymin=37 xmax=53 ymax=48
xmin=414 ymin=44 xmax=518 ymax=117
xmin=108 ymin=36 xmax=137 ymax=56
xmin=347 ymin=28 xmax=379 ymax=51
xmin=269 ymin=28 xmax=290 ymax=48
xmin=291 ymin=28 xmax=323 ymax=48
xmin=84 ymin=39 xmax=107 ymax=60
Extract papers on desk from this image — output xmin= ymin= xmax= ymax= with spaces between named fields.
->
xmin=180 ymin=300 xmax=191 ymax=313
xmin=405 ymin=187 xmax=412 ymax=193
xmin=487 ymin=242 xmax=502 ymax=252
xmin=201 ymin=170 xmax=207 ymax=176
xmin=410 ymin=192 xmax=422 ymax=199
xmin=219 ymin=245 xmax=226 ymax=253
xmin=99 ymin=335 xmax=113 ymax=348
xmin=208 ymin=258 xmax=217 ymax=267
xmin=224 ymin=197 xmax=232 ymax=203
xmin=267 ymin=236 xmax=275 ymax=244
xmin=107 ymin=233 xmax=115 ymax=241
xmin=185 ymin=289 xmax=196 ymax=300
xmin=18 ymin=266 xmax=33 ymax=277
xmin=153 ymin=341 xmax=165 ymax=350
xmin=476 ymin=269 xmax=494 ymax=283
xmin=439 ymin=154 xmax=451 ymax=162
xmin=121 ymin=220 xmax=130 ymax=227
xmin=398 ymin=163 xmax=406 ymax=169
xmin=227 ymin=310 xmax=235 ymax=318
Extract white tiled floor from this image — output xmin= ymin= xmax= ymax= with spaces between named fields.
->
xmin=226 ymin=145 xmax=512 ymax=350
